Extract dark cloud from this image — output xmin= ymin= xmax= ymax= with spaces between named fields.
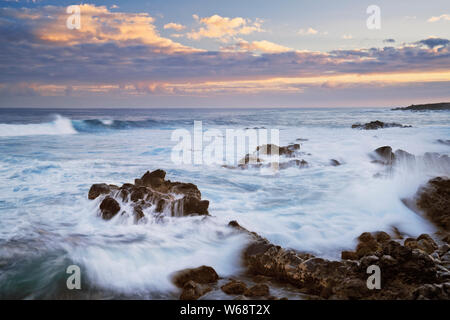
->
xmin=383 ymin=39 xmax=395 ymax=43
xmin=417 ymin=38 xmax=450 ymax=49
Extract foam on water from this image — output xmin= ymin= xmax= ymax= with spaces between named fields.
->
xmin=0 ymin=115 xmax=77 ymax=137
xmin=0 ymin=108 xmax=449 ymax=298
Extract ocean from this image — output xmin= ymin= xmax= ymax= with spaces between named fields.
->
xmin=0 ymin=107 xmax=449 ymax=299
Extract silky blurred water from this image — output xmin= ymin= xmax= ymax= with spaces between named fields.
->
xmin=0 ymin=107 xmax=449 ymax=299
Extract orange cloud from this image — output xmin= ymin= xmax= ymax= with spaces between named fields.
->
xmin=187 ymin=14 xmax=263 ymax=41
xmin=428 ymin=14 xmax=450 ymax=22
xmin=164 ymin=22 xmax=186 ymax=31
xmin=34 ymin=4 xmax=199 ymax=53
xmin=227 ymin=40 xmax=293 ymax=53
xmin=12 ymin=70 xmax=449 ymax=98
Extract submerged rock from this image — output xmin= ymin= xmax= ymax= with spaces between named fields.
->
xmin=88 ymin=169 xmax=210 ymax=221
xmin=352 ymin=120 xmax=411 ymax=130
xmin=330 ymin=159 xmax=341 ymax=166
xmin=437 ymin=139 xmax=450 ymax=146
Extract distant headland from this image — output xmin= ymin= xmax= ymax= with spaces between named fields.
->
xmin=392 ymin=102 xmax=450 ymax=111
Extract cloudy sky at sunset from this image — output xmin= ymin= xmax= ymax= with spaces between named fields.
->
xmin=0 ymin=0 xmax=449 ymax=108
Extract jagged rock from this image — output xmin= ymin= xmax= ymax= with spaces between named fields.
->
xmin=352 ymin=121 xmax=411 ymax=130
xmin=279 ymin=159 xmax=308 ymax=170
xmin=256 ymin=143 xmax=299 ymax=157
xmin=229 ymin=221 xmax=449 ymax=300
xmin=371 ymin=146 xmax=395 ymax=165
xmin=244 ymin=284 xmax=269 ymax=297
xmin=99 ymin=196 xmax=120 ymax=220
xmin=341 ymin=251 xmax=358 ymax=260
xmin=180 ymin=280 xmax=212 ymax=300
xmin=415 ymin=177 xmax=450 ymax=230
xmin=88 ymin=170 xmax=210 ymax=221
xmin=172 ymin=265 xmax=219 ymax=288
xmin=88 ymin=183 xmax=113 ymax=200
xmin=239 ymin=154 xmax=263 ymax=165
xmin=221 ymin=280 xmax=247 ymax=295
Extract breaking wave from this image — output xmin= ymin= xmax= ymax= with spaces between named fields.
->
xmin=0 ymin=115 xmax=77 ymax=137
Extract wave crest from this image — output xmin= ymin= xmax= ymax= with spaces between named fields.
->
xmin=0 ymin=115 xmax=77 ymax=137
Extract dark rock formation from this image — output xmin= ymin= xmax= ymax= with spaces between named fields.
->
xmin=370 ymin=146 xmax=396 ymax=165
xmin=437 ymin=139 xmax=450 ymax=146
xmin=229 ymin=220 xmax=450 ymax=299
xmin=172 ymin=265 xmax=219 ymax=288
xmin=244 ymin=284 xmax=269 ymax=297
xmin=392 ymin=102 xmax=450 ymax=111
xmin=172 ymin=265 xmax=219 ymax=300
xmin=352 ymin=121 xmax=411 ymax=130
xmin=99 ymin=196 xmax=121 ymax=220
xmin=415 ymin=177 xmax=450 ymax=231
xmin=256 ymin=143 xmax=300 ymax=157
xmin=279 ymin=159 xmax=308 ymax=170
xmin=179 ymin=280 xmax=213 ymax=300
xmin=88 ymin=183 xmax=118 ymax=200
xmin=88 ymin=170 xmax=210 ymax=221
xmin=370 ymin=146 xmax=416 ymax=166
xmin=221 ymin=280 xmax=247 ymax=295
xmin=227 ymin=143 xmax=307 ymax=170
xmin=330 ymin=159 xmax=341 ymax=166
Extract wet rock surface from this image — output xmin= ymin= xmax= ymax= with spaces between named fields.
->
xmin=225 ymin=143 xmax=311 ymax=170
xmin=228 ymin=220 xmax=450 ymax=299
xmin=88 ymin=169 xmax=210 ymax=221
xmin=352 ymin=120 xmax=411 ymax=130
xmin=369 ymin=146 xmax=450 ymax=174
xmin=415 ymin=177 xmax=450 ymax=231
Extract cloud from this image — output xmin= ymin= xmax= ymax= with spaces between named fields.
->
xmin=0 ymin=5 xmax=449 ymax=103
xmin=298 ymin=27 xmax=318 ymax=35
xmin=164 ymin=23 xmax=186 ymax=31
xmin=3 ymin=4 xmax=199 ymax=53
xmin=187 ymin=14 xmax=263 ymax=41
xmin=417 ymin=37 xmax=450 ymax=48
xmin=428 ymin=14 xmax=450 ymax=22
xmin=342 ymin=34 xmax=353 ymax=40
xmin=225 ymin=40 xmax=293 ymax=53
xmin=383 ymin=39 xmax=395 ymax=43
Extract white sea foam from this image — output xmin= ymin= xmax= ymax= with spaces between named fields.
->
xmin=0 ymin=108 xmax=449 ymax=297
xmin=0 ymin=115 xmax=77 ymax=137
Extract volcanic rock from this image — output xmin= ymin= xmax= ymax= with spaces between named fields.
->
xmin=415 ymin=177 xmax=450 ymax=230
xmin=88 ymin=169 xmax=210 ymax=221
xmin=351 ymin=120 xmax=411 ymax=130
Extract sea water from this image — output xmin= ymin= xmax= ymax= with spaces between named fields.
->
xmin=0 ymin=107 xmax=449 ymax=299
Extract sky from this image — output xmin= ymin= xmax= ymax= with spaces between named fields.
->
xmin=0 ymin=0 xmax=449 ymax=108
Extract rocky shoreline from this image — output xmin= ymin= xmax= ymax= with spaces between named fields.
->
xmin=87 ymin=147 xmax=450 ymax=300
xmin=392 ymin=102 xmax=450 ymax=111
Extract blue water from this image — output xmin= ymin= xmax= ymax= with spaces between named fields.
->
xmin=0 ymin=107 xmax=449 ymax=299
